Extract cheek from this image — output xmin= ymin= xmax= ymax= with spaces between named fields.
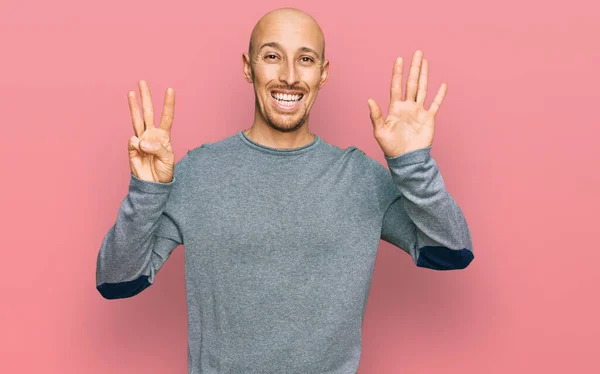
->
xmin=302 ymin=71 xmax=323 ymax=90
xmin=254 ymin=66 xmax=278 ymax=83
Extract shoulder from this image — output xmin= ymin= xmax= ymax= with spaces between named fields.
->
xmin=344 ymin=144 xmax=400 ymax=207
xmin=323 ymin=137 xmax=398 ymax=191
xmin=317 ymin=135 xmax=389 ymax=176
xmin=177 ymin=131 xmax=241 ymax=167
xmin=186 ymin=132 xmax=237 ymax=159
xmin=319 ymin=137 xmax=378 ymax=170
xmin=340 ymin=143 xmax=391 ymax=181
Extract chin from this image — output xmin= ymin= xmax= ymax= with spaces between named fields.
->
xmin=266 ymin=116 xmax=307 ymax=133
xmin=262 ymin=103 xmax=308 ymax=133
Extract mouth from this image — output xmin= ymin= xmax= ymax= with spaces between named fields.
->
xmin=270 ymin=91 xmax=305 ymax=111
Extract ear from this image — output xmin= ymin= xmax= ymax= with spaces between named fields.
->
xmin=242 ymin=52 xmax=253 ymax=84
xmin=318 ymin=59 xmax=330 ymax=89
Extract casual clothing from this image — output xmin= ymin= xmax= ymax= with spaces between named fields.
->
xmin=96 ymin=130 xmax=474 ymax=373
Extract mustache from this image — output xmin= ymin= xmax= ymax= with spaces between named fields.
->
xmin=270 ymin=86 xmax=306 ymax=93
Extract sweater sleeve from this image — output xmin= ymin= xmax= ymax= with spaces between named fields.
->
xmin=95 ymin=154 xmax=189 ymax=299
xmin=379 ymin=145 xmax=474 ymax=270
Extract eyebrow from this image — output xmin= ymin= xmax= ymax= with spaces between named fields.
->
xmin=258 ymin=41 xmax=321 ymax=59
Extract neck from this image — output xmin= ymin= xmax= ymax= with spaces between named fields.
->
xmin=245 ymin=115 xmax=315 ymax=149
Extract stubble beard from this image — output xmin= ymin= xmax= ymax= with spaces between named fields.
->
xmin=258 ymin=93 xmax=308 ymax=133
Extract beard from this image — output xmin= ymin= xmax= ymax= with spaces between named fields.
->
xmin=257 ymin=94 xmax=308 ymax=133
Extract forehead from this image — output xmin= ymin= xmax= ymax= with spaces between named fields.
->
xmin=255 ymin=17 xmax=323 ymax=54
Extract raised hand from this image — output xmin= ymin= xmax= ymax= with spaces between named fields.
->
xmin=367 ymin=50 xmax=447 ymax=158
xmin=127 ymin=80 xmax=176 ymax=183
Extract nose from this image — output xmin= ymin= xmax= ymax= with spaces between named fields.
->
xmin=278 ymin=59 xmax=299 ymax=86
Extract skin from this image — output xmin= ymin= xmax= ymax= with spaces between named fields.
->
xmin=124 ymin=9 xmax=448 ymax=184
xmin=127 ymin=81 xmax=176 ymax=183
xmin=241 ymin=8 xmax=330 ymax=149
xmin=367 ymin=50 xmax=448 ymax=157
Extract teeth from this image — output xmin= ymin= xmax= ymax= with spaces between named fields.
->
xmin=272 ymin=92 xmax=302 ymax=101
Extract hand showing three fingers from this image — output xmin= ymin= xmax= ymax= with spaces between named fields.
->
xmin=127 ymin=80 xmax=176 ymax=183
xmin=367 ymin=50 xmax=447 ymax=158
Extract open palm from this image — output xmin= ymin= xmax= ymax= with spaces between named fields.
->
xmin=367 ymin=50 xmax=447 ymax=158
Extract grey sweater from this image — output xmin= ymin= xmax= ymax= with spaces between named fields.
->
xmin=96 ymin=129 xmax=474 ymax=373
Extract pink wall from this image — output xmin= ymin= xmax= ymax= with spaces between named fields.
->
xmin=1 ymin=0 xmax=598 ymax=373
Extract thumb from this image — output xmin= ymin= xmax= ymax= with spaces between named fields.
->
xmin=139 ymin=139 xmax=172 ymax=161
xmin=367 ymin=98 xmax=384 ymax=129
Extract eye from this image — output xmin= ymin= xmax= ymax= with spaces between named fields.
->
xmin=301 ymin=57 xmax=314 ymax=63
xmin=265 ymin=54 xmax=278 ymax=60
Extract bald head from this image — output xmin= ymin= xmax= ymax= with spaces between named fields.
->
xmin=242 ymin=8 xmax=330 ymax=134
xmin=248 ymin=8 xmax=326 ymax=63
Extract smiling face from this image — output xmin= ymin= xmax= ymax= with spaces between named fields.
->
xmin=243 ymin=9 xmax=329 ymax=133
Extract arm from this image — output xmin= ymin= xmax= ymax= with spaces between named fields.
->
xmin=367 ymin=50 xmax=473 ymax=270
xmin=95 ymin=154 xmax=188 ymax=299
xmin=380 ymin=146 xmax=474 ymax=270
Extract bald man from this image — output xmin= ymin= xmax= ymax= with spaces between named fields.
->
xmin=96 ymin=7 xmax=474 ymax=374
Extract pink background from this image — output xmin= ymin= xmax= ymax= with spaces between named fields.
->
xmin=1 ymin=0 xmax=598 ymax=373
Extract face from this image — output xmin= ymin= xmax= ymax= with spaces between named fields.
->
xmin=243 ymin=14 xmax=329 ymax=133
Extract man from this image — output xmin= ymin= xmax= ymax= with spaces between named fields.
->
xmin=96 ymin=7 xmax=474 ymax=374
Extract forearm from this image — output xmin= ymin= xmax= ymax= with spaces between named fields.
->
xmin=385 ymin=146 xmax=474 ymax=269
xmin=95 ymin=173 xmax=180 ymax=298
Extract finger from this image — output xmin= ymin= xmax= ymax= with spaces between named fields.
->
xmin=367 ymin=98 xmax=384 ymax=129
xmin=390 ymin=57 xmax=403 ymax=105
xmin=416 ymin=58 xmax=428 ymax=105
xmin=139 ymin=138 xmax=172 ymax=161
xmin=128 ymin=135 xmax=141 ymax=157
xmin=128 ymin=91 xmax=144 ymax=137
xmin=159 ymin=87 xmax=175 ymax=134
xmin=405 ymin=50 xmax=423 ymax=102
xmin=138 ymin=80 xmax=155 ymax=129
xmin=428 ymin=83 xmax=447 ymax=116
xmin=128 ymin=136 xmax=145 ymax=176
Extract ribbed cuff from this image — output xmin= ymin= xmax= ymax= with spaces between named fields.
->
xmin=384 ymin=145 xmax=432 ymax=167
xmin=129 ymin=173 xmax=175 ymax=194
